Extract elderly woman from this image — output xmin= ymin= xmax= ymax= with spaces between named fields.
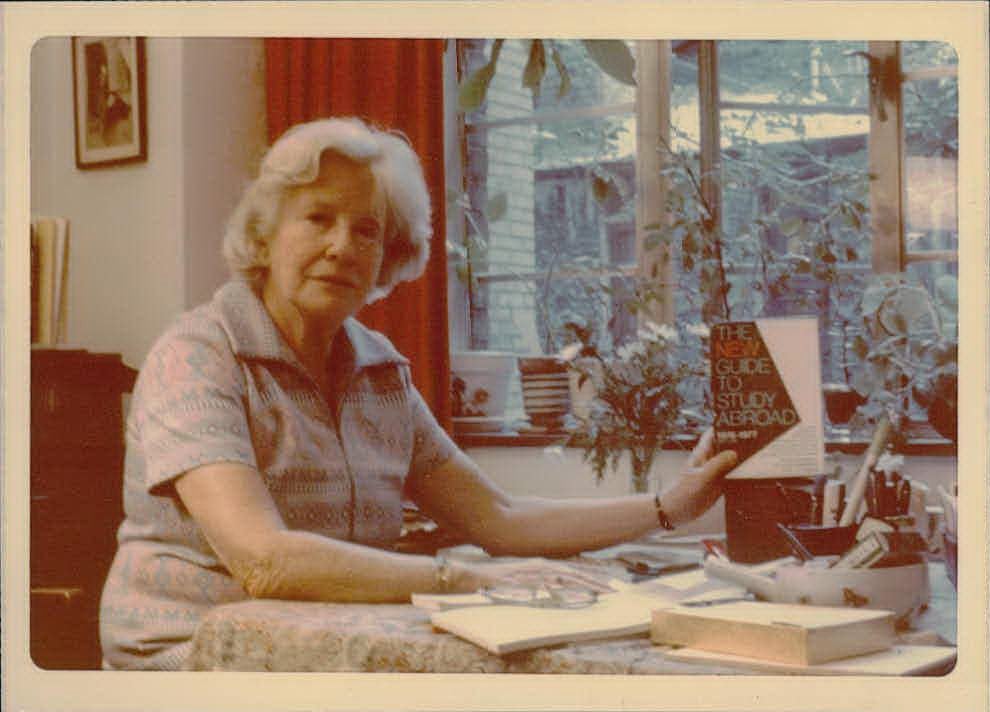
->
xmin=99 ymin=117 xmax=737 ymax=670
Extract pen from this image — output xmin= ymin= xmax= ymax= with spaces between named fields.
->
xmin=823 ymin=480 xmax=844 ymax=526
xmin=702 ymin=538 xmax=729 ymax=561
xmin=812 ymin=474 xmax=827 ymax=526
xmin=875 ymin=471 xmax=887 ymax=516
xmin=840 ymin=416 xmax=892 ymax=526
xmin=776 ymin=523 xmax=815 ymax=562
xmin=897 ymin=479 xmax=911 ymax=516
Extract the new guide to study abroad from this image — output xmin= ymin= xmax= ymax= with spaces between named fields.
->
xmin=710 ymin=317 xmax=825 ymax=479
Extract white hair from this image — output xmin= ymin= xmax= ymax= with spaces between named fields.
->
xmin=223 ymin=117 xmax=432 ymax=303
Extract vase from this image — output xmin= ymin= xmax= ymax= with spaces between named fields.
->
xmin=629 ymin=450 xmax=657 ymax=494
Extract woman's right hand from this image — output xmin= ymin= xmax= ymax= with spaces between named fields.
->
xmin=450 ymin=557 xmax=615 ymax=595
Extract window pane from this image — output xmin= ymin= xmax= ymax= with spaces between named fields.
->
xmin=460 ymin=39 xmax=636 ymax=355
xmin=901 ymin=40 xmax=958 ymax=72
xmin=902 ymin=52 xmax=958 ymax=329
xmin=712 ymin=41 xmax=871 ymax=385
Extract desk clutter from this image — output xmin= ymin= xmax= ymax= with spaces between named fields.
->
xmin=418 ymin=545 xmax=956 ymax=675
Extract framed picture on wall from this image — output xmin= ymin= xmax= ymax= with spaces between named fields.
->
xmin=71 ymin=36 xmax=147 ymax=169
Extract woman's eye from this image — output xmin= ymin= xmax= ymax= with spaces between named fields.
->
xmin=354 ymin=224 xmax=381 ymax=242
xmin=307 ymin=212 xmax=334 ymax=226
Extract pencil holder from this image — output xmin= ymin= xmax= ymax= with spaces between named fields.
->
xmin=723 ymin=477 xmax=815 ymax=563
xmin=784 ymin=523 xmax=858 ymax=557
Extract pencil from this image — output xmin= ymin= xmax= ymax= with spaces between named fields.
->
xmin=840 ymin=416 xmax=891 ymax=526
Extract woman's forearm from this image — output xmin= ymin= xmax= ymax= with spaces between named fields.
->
xmin=232 ymin=529 xmax=442 ymax=602
xmin=477 ymin=494 xmax=661 ymax=558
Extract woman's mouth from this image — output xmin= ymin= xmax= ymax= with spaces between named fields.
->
xmin=309 ymin=274 xmax=355 ymax=289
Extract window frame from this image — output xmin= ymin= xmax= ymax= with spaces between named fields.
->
xmin=444 ymin=39 xmax=958 ymax=448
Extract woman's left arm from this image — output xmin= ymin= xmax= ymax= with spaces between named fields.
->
xmin=405 ymin=429 xmax=737 ymax=559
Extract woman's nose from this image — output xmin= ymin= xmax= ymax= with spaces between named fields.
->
xmin=322 ymin=219 xmax=357 ymax=259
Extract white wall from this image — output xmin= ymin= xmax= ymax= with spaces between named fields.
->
xmin=466 ymin=446 xmax=959 ymax=536
xmin=30 ymin=37 xmax=267 ymax=369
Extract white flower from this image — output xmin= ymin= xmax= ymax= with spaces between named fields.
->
xmin=616 ymin=341 xmax=645 ymax=361
xmin=558 ymin=342 xmax=583 ymax=362
xmin=638 ymin=320 xmax=680 ymax=344
xmin=686 ymin=322 xmax=710 ymax=338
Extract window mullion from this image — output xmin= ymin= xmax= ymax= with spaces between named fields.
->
xmin=635 ymin=40 xmax=674 ymax=325
xmin=868 ymin=41 xmax=906 ymax=273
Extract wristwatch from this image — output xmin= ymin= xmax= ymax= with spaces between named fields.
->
xmin=434 ymin=554 xmax=454 ymax=593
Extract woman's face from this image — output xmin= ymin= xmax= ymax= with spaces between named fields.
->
xmin=261 ymin=152 xmax=385 ymax=332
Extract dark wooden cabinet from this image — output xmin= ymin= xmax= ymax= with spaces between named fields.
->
xmin=30 ymin=349 xmax=136 ymax=669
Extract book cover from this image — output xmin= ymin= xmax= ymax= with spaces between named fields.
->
xmin=710 ymin=317 xmax=825 ymax=479
xmin=651 ymin=601 xmax=895 ymax=666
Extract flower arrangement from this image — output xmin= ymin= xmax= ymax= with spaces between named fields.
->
xmin=562 ymin=319 xmax=709 ymax=493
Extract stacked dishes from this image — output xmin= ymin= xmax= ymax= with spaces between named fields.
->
xmin=518 ymin=356 xmax=571 ymax=431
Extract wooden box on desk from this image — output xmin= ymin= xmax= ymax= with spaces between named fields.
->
xmin=30 ymin=348 xmax=136 ymax=669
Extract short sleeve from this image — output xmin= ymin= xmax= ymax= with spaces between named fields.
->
xmin=130 ymin=315 xmax=257 ymax=495
xmin=407 ymin=382 xmax=461 ymax=478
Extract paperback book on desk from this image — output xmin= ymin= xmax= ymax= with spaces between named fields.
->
xmin=710 ymin=317 xmax=825 ymax=479
xmin=651 ymin=601 xmax=895 ymax=665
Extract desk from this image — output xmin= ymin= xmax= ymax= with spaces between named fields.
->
xmin=185 ymin=561 xmax=955 ymax=673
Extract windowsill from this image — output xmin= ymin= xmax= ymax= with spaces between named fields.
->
xmin=454 ymin=427 xmax=958 ymax=457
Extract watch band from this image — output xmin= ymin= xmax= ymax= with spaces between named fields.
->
xmin=654 ymin=494 xmax=675 ymax=531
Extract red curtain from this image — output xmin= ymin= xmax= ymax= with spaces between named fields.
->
xmin=265 ymin=39 xmax=451 ymax=430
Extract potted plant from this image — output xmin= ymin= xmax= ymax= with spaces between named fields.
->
xmin=849 ymin=274 xmax=958 ymax=446
xmin=450 ymin=350 xmax=517 ymax=432
xmin=562 ymin=318 xmax=707 ymax=493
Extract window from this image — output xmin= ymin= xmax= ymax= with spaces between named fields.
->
xmin=449 ymin=39 xmax=639 ymax=357
xmin=446 ymin=39 xmax=959 ymax=437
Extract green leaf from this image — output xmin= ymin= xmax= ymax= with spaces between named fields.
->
xmin=458 ymin=39 xmax=504 ymax=112
xmin=549 ymin=43 xmax=572 ymax=99
xmin=581 ymin=40 xmax=636 ymax=86
xmin=682 ymin=230 xmax=698 ymax=256
xmin=486 ymin=192 xmax=508 ymax=222
xmin=934 ymin=274 xmax=958 ymax=310
xmin=852 ymin=334 xmax=870 ymax=359
xmin=781 ymin=217 xmax=804 ymax=236
xmin=859 ymin=282 xmax=887 ymax=317
xmin=590 ymin=171 xmax=621 ymax=206
xmin=522 ymin=40 xmax=547 ymax=100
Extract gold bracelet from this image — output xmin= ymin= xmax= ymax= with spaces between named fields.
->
xmin=434 ymin=554 xmax=453 ymax=593
xmin=654 ymin=494 xmax=675 ymax=531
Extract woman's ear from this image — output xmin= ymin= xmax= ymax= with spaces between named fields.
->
xmin=254 ymin=236 xmax=271 ymax=266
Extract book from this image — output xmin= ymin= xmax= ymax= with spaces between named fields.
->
xmin=710 ymin=317 xmax=825 ymax=479
xmin=427 ymin=560 xmax=796 ymax=656
xmin=650 ymin=601 xmax=895 ymax=666
xmin=664 ymin=644 xmax=956 ymax=676
xmin=30 ymin=217 xmax=70 ymax=346
xmin=429 ymin=589 xmax=664 ymax=655
xmin=831 ymin=530 xmax=929 ymax=569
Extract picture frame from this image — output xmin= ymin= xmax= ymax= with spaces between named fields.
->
xmin=71 ymin=36 xmax=147 ymax=169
